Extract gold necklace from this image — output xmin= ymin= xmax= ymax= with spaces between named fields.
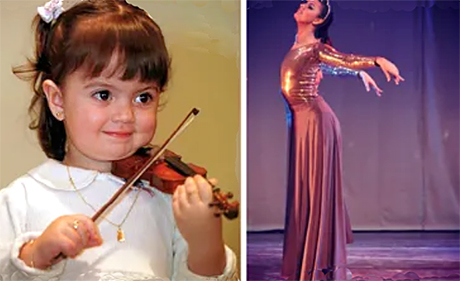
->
xmin=66 ymin=165 xmax=141 ymax=242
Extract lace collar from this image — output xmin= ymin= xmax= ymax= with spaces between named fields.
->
xmin=26 ymin=159 xmax=126 ymax=191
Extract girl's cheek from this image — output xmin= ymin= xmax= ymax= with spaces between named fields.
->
xmin=141 ymin=115 xmax=157 ymax=131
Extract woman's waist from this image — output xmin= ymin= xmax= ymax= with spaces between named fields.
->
xmin=281 ymin=81 xmax=319 ymax=96
xmin=282 ymin=94 xmax=326 ymax=110
xmin=282 ymin=88 xmax=321 ymax=105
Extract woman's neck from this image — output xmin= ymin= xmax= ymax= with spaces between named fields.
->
xmin=295 ymin=24 xmax=319 ymax=45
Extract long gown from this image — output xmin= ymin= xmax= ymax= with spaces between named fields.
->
xmin=280 ymin=42 xmax=377 ymax=281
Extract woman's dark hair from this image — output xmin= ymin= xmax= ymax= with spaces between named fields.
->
xmin=13 ymin=0 xmax=171 ymax=161
xmin=314 ymin=0 xmax=334 ymax=46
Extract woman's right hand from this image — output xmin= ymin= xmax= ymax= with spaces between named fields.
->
xmin=375 ymin=57 xmax=405 ymax=85
xmin=19 ymin=215 xmax=103 ymax=270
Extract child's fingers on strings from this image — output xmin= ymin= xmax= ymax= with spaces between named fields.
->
xmin=172 ymin=190 xmax=182 ymax=217
xmin=194 ymin=175 xmax=213 ymax=204
xmin=208 ymin=178 xmax=218 ymax=187
xmin=176 ymin=184 xmax=190 ymax=210
xmin=184 ymin=177 xmax=201 ymax=204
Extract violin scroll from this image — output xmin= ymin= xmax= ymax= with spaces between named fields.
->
xmin=210 ymin=189 xmax=239 ymax=220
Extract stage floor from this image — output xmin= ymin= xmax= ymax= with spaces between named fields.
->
xmin=247 ymin=231 xmax=460 ymax=281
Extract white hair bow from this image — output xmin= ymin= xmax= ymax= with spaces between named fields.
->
xmin=37 ymin=0 xmax=64 ymax=23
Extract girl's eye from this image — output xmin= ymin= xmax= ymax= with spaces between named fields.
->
xmin=134 ymin=92 xmax=154 ymax=104
xmin=93 ymin=90 xmax=111 ymax=101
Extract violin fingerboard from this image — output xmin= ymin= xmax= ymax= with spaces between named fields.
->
xmin=164 ymin=156 xmax=197 ymax=177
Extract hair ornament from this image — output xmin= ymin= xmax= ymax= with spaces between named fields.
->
xmin=37 ymin=0 xmax=65 ymax=23
xmin=301 ymin=0 xmax=331 ymax=20
xmin=321 ymin=0 xmax=331 ymax=20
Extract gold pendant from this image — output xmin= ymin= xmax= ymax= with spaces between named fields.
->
xmin=117 ymin=227 xmax=125 ymax=242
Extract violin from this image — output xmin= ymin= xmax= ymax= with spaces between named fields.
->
xmin=112 ymin=146 xmax=239 ymax=220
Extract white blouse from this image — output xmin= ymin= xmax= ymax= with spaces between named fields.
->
xmin=0 ymin=159 xmax=238 ymax=281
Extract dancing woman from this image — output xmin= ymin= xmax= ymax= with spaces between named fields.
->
xmin=279 ymin=1 xmax=404 ymax=280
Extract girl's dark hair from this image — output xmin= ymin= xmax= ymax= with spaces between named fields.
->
xmin=314 ymin=0 xmax=333 ymax=46
xmin=13 ymin=0 xmax=171 ymax=161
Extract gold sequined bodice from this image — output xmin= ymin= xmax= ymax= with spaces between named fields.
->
xmin=280 ymin=42 xmax=376 ymax=106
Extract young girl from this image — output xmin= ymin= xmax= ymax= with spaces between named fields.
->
xmin=0 ymin=0 xmax=238 ymax=280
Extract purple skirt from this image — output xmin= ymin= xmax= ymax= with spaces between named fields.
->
xmin=281 ymin=96 xmax=353 ymax=281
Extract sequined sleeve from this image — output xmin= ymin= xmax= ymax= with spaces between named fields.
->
xmin=319 ymin=63 xmax=360 ymax=77
xmin=318 ymin=43 xmax=377 ymax=70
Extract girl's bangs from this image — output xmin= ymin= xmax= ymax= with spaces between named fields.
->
xmin=63 ymin=15 xmax=169 ymax=86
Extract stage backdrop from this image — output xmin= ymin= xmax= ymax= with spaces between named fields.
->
xmin=247 ymin=0 xmax=459 ymax=231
